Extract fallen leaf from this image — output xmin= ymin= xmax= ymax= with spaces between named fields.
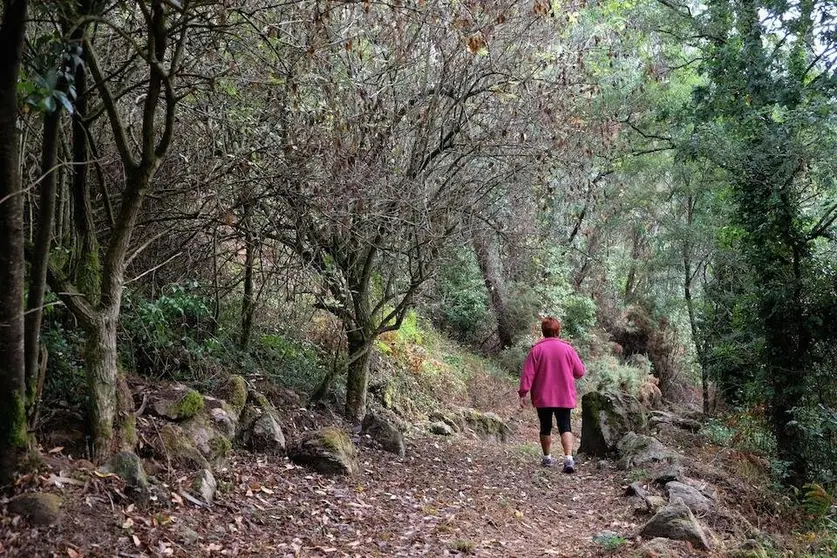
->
xmin=49 ymin=446 xmax=65 ymax=454
xmin=66 ymin=548 xmax=80 ymax=558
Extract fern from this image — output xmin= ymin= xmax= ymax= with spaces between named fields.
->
xmin=802 ymin=483 xmax=834 ymax=519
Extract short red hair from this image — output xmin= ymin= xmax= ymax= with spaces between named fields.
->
xmin=541 ymin=317 xmax=561 ymax=338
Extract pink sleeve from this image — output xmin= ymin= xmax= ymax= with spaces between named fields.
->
xmin=518 ymin=348 xmax=536 ymax=397
xmin=571 ymin=348 xmax=585 ymax=379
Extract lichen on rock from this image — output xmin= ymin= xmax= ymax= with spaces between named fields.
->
xmin=289 ymin=427 xmax=359 ymax=476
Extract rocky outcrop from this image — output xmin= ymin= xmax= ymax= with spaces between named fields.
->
xmin=236 ymin=390 xmax=286 ymax=454
xmin=8 ymin=493 xmax=62 ymax=526
xmin=616 ymin=432 xmax=683 ymax=470
xmin=362 ymin=412 xmax=406 ymax=457
xmin=579 ymin=391 xmax=648 ymax=457
xmin=289 ymin=427 xmax=359 ymax=475
xmin=640 ymin=497 xmax=712 ymax=550
xmin=216 ymin=375 xmax=248 ymax=416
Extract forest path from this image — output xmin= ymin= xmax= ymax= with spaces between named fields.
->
xmin=164 ymin=413 xmax=638 ymax=557
xmin=4 ymin=411 xmax=641 ymax=557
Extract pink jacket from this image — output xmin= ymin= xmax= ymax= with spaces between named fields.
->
xmin=518 ymin=337 xmax=585 ymax=409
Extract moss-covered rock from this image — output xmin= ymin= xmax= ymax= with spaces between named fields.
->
xmin=152 ymin=386 xmax=205 ymax=421
xmin=578 ymin=390 xmax=648 ymax=458
xmin=216 ymin=375 xmax=247 ymax=416
xmin=428 ymin=411 xmax=462 ymax=433
xmin=289 ymin=427 xmax=359 ymax=476
xmin=100 ymin=451 xmax=148 ymax=489
xmin=8 ymin=493 xmax=62 ymax=526
xmin=641 ymin=498 xmax=712 ymax=551
xmin=459 ymin=409 xmax=511 ymax=442
xmin=159 ymin=423 xmax=210 ymax=470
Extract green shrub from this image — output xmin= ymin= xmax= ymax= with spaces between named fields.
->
xmin=561 ymin=294 xmax=597 ymax=339
xmin=434 ymin=250 xmax=490 ymax=343
xmin=122 ymin=281 xmax=220 ymax=379
xmin=254 ymin=333 xmax=325 ymax=393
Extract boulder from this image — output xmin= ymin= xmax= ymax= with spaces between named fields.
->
xmin=289 ymin=427 xmax=359 ymax=476
xmin=579 ymin=391 xmax=648 ymax=457
xmin=616 ymin=432 xmax=683 ymax=470
xmin=362 ymin=412 xmax=406 ymax=457
xmin=640 ymin=497 xmax=712 ymax=551
xmin=159 ymin=423 xmax=210 ymax=470
xmin=651 ymin=464 xmax=686 ymax=486
xmin=202 ymin=395 xmax=239 ymax=439
xmin=216 ymin=375 xmax=248 ymax=416
xmin=100 ymin=451 xmax=148 ymax=489
xmin=236 ymin=390 xmax=286 ymax=454
xmin=429 ymin=421 xmax=454 ymax=436
xmin=192 ymin=468 xmax=217 ymax=504
xmin=8 ymin=493 xmax=62 ymax=526
xmin=152 ymin=386 xmax=205 ymax=421
xmin=457 ymin=408 xmax=512 ymax=442
xmin=666 ymin=481 xmax=714 ymax=515
xmin=181 ymin=414 xmax=232 ymax=466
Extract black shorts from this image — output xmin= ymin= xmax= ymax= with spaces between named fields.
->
xmin=537 ymin=408 xmax=572 ymax=436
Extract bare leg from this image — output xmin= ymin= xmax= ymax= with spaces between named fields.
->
xmin=540 ymin=434 xmax=551 ymax=456
xmin=561 ymin=432 xmax=574 ymax=456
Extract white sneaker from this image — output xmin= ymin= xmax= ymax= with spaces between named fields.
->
xmin=541 ymin=455 xmax=557 ymax=467
xmin=563 ymin=456 xmax=575 ymax=474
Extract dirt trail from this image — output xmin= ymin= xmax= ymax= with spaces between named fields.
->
xmin=2 ymin=406 xmax=645 ymax=558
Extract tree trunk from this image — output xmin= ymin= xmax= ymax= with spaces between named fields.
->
xmin=0 ymin=0 xmax=30 ymax=485
xmin=84 ymin=316 xmax=135 ymax=461
xmin=472 ymin=230 xmax=514 ymax=349
xmin=682 ymin=195 xmax=709 ymax=415
xmin=25 ymin=110 xmax=61 ymax=413
xmin=344 ymin=332 xmax=371 ymax=422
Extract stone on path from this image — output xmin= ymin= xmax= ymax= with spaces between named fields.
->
xmin=289 ymin=427 xmax=359 ymax=476
xmin=236 ymin=389 xmax=286 ymax=454
xmin=640 ymin=497 xmax=712 ymax=550
xmin=100 ymin=451 xmax=148 ymax=489
xmin=192 ymin=468 xmax=217 ymax=503
xmin=362 ymin=412 xmax=406 ymax=457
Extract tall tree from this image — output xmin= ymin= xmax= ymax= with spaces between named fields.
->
xmin=0 ymin=0 xmax=30 ymax=485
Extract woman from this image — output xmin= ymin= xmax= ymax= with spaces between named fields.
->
xmin=518 ymin=317 xmax=586 ymax=473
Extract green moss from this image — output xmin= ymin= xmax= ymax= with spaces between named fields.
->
xmin=219 ymin=375 xmax=247 ymax=413
xmin=2 ymin=392 xmax=29 ymax=448
xmin=75 ymin=249 xmax=101 ymax=304
xmin=176 ymin=389 xmax=205 ymax=419
xmin=160 ymin=424 xmax=209 ymax=469
xmin=319 ymin=427 xmax=353 ymax=454
xmin=209 ymin=435 xmax=232 ymax=461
